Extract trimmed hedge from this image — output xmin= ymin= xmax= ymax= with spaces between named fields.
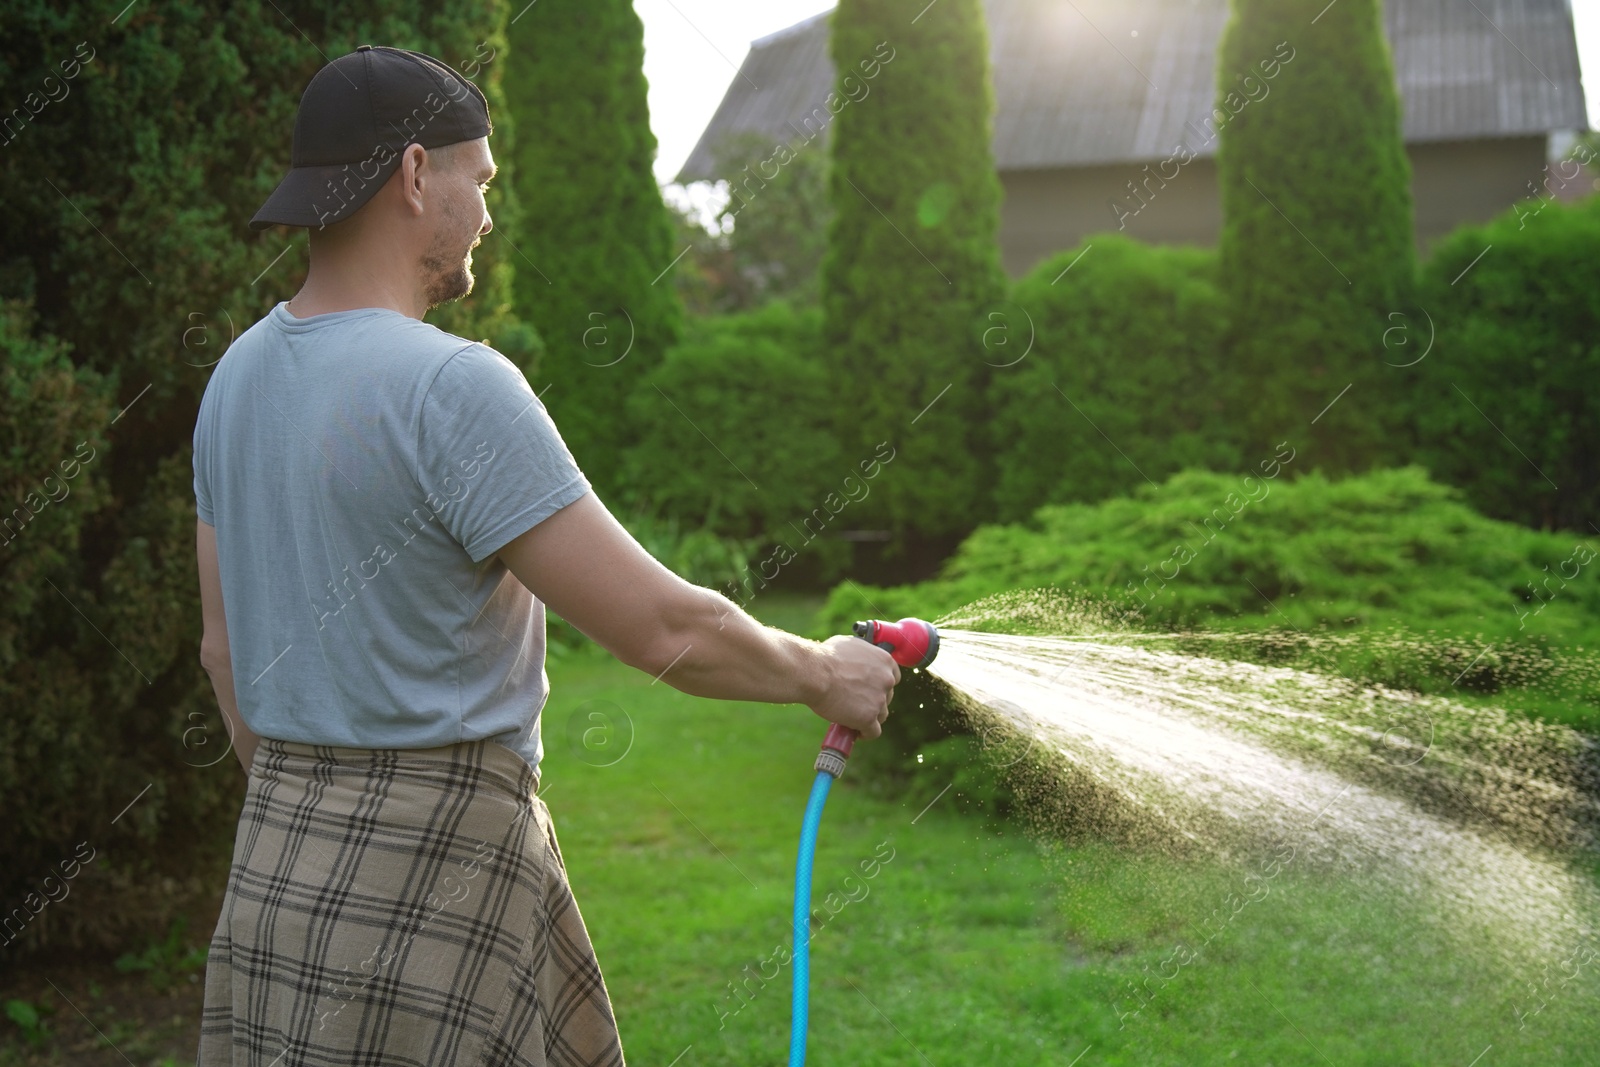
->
xmin=987 ymin=235 xmax=1237 ymax=523
xmin=821 ymin=465 xmax=1600 ymax=636
xmin=620 ymin=301 xmax=855 ymax=585
xmin=1407 ymin=193 xmax=1600 ymax=533
xmin=817 ymin=466 xmax=1600 ymax=725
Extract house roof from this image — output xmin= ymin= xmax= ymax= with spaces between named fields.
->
xmin=675 ymin=0 xmax=1589 ymax=182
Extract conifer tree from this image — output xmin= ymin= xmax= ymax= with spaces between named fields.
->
xmin=504 ymin=0 xmax=682 ymax=497
xmin=819 ymin=0 xmax=1006 ymax=548
xmin=1215 ymin=0 xmax=1415 ymax=466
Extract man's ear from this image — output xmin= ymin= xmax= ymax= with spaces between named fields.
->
xmin=397 ymin=142 xmax=428 ymax=218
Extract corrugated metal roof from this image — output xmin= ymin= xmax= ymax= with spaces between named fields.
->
xmin=676 ymin=0 xmax=1588 ymax=181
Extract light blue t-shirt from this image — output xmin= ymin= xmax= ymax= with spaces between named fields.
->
xmin=192 ymin=301 xmax=592 ymax=775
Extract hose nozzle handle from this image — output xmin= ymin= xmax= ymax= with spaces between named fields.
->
xmin=822 ymin=722 xmax=858 ymax=758
xmin=815 ymin=723 xmax=857 ymax=778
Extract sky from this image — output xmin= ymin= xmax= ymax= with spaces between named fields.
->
xmin=634 ymin=0 xmax=1600 ymax=189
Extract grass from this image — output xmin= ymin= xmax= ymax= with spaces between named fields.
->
xmin=538 ymin=594 xmax=1093 ymax=1064
xmin=540 ymin=593 xmax=1600 ymax=1065
xmin=3 ymin=591 xmax=1596 ymax=1064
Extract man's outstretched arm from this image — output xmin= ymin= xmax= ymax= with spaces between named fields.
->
xmin=494 ymin=491 xmax=899 ymax=738
xmin=197 ymin=518 xmax=260 ymax=775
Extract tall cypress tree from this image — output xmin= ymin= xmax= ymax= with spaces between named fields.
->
xmin=820 ymin=0 xmax=1006 ymax=551
xmin=503 ymin=0 xmax=681 ymax=498
xmin=1215 ymin=0 xmax=1415 ymax=467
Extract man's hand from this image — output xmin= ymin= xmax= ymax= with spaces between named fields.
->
xmin=807 ymin=635 xmax=901 ymax=740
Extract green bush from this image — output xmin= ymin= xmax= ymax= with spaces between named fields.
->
xmin=620 ymin=301 xmax=855 ymax=584
xmin=824 ymin=466 xmax=1600 ymax=632
xmin=1408 ymin=193 xmax=1600 ymax=532
xmin=0 ymin=300 xmax=122 ymax=955
xmin=988 ymin=235 xmax=1237 ymax=522
xmin=818 ymin=467 xmax=1600 ymax=724
xmin=610 ymin=507 xmax=763 ymax=590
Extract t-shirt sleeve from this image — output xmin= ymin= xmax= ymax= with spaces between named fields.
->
xmin=193 ymin=385 xmax=215 ymax=526
xmin=417 ymin=342 xmax=592 ymax=564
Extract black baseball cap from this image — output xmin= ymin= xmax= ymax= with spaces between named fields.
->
xmin=250 ymin=44 xmax=492 ymax=231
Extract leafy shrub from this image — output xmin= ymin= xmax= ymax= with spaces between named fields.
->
xmin=825 ymin=466 xmax=1600 ymax=632
xmin=988 ymin=235 xmax=1237 ymax=522
xmin=610 ymin=506 xmax=763 ymax=590
xmin=112 ymin=914 xmax=208 ymax=993
xmin=1407 ymin=193 xmax=1600 ymax=532
xmin=620 ymin=300 xmax=854 ymax=583
xmin=818 ymin=467 xmax=1600 ymax=724
xmin=4 ymin=997 xmax=50 ymax=1046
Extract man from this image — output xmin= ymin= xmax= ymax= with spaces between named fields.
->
xmin=193 ymin=46 xmax=899 ymax=1066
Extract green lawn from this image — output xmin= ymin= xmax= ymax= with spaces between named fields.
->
xmin=1 ymin=593 xmax=1592 ymax=1064
xmin=542 ymin=594 xmax=1600 ymax=1066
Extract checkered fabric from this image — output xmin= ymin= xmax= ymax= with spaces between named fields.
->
xmin=196 ymin=737 xmax=625 ymax=1066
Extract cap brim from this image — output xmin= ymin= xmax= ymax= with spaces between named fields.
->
xmin=248 ymin=154 xmax=405 ymax=231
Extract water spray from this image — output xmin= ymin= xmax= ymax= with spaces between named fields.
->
xmin=789 ymin=617 xmax=939 ymax=1065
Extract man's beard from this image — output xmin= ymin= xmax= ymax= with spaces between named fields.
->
xmin=421 ymin=199 xmax=479 ymax=309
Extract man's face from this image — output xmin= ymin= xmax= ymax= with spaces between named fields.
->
xmin=420 ymin=138 xmax=496 ymax=309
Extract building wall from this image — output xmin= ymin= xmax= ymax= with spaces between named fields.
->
xmin=1407 ymin=137 xmax=1551 ymax=248
xmin=996 ymin=135 xmax=1554 ymax=278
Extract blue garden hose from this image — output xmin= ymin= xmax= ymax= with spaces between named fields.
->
xmin=788 ymin=619 xmax=938 ymax=1064
xmin=788 ymin=768 xmax=835 ymax=1066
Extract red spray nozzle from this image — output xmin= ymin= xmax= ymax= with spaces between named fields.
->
xmin=815 ymin=618 xmax=939 ymax=778
xmin=851 ymin=618 xmax=940 ymax=670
